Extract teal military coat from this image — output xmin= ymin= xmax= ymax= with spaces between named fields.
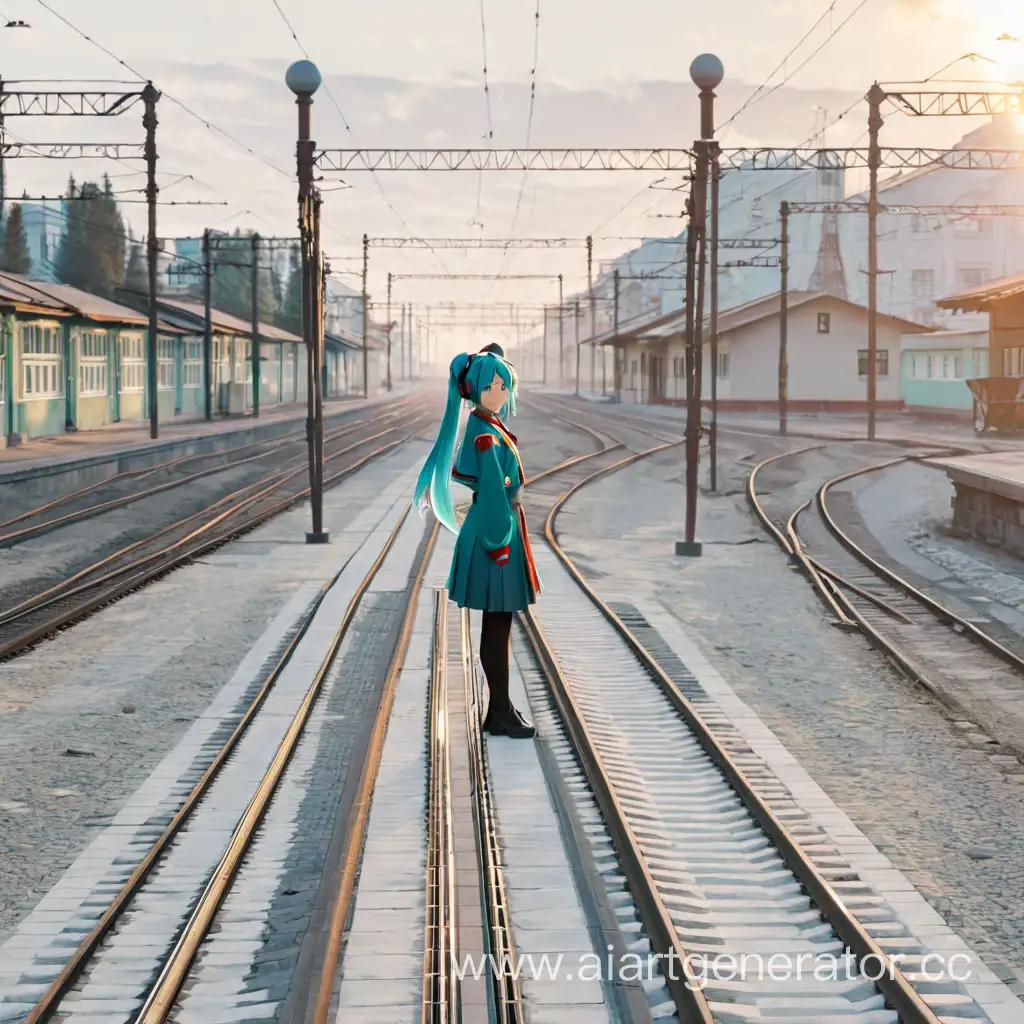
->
xmin=447 ymin=408 xmax=542 ymax=612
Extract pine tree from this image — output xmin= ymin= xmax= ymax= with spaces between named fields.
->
xmin=0 ymin=203 xmax=31 ymax=275
xmin=55 ymin=175 xmax=126 ymax=297
xmin=279 ymin=244 xmax=303 ymax=334
xmin=125 ymin=228 xmax=147 ymax=291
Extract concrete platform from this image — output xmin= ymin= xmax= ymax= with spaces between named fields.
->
xmin=0 ymin=385 xmax=415 ymax=498
xmin=933 ymin=451 xmax=1024 ymax=556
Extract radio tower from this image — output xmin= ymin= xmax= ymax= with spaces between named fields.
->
xmin=809 ymin=109 xmax=848 ymax=298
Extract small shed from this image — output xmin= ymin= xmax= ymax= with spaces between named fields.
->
xmin=600 ymin=291 xmax=929 ymax=411
xmin=935 ymin=271 xmax=1024 ymax=378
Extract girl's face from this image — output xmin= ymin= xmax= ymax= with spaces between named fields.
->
xmin=478 ymin=370 xmax=508 ymax=413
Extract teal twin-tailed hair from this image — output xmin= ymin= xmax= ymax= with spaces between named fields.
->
xmin=414 ymin=350 xmax=518 ymax=535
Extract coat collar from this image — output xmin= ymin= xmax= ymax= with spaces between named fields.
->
xmin=472 ymin=408 xmax=517 ymax=443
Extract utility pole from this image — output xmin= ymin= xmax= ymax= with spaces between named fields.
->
xmin=677 ymin=53 xmax=724 ymax=559
xmin=386 ymin=272 xmax=393 ymax=391
xmin=251 ymin=233 xmax=260 ymax=417
xmin=202 ymin=229 xmax=213 ymax=421
xmin=143 ymin=82 xmax=161 ymax=440
xmin=541 ymin=306 xmax=548 ymax=385
xmin=557 ymin=274 xmax=564 ymax=388
xmin=866 ymin=82 xmax=884 ymax=442
xmin=401 ymin=304 xmax=407 ymax=381
xmin=709 ymin=158 xmax=720 ymax=492
xmin=287 ymin=58 xmax=328 ymax=544
xmin=779 ymin=201 xmax=790 ymax=437
xmin=361 ymin=232 xmax=370 ymax=398
xmin=612 ymin=270 xmax=620 ymax=402
xmin=587 ymin=234 xmax=596 ymax=396
xmin=574 ymin=299 xmax=581 ymax=397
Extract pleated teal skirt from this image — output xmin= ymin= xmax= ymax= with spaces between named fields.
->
xmin=447 ymin=504 xmax=540 ymax=612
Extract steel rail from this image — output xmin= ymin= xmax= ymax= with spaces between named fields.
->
xmin=0 ymin=408 xmax=407 ymax=547
xmin=308 ymin=520 xmax=440 ymax=1024
xmin=423 ymin=590 xmax=460 ymax=1024
xmin=461 ymin=606 xmax=525 ymax=1024
xmin=19 ymin=418 xmax=617 ymax=1022
xmin=818 ymin=457 xmax=1024 ymax=674
xmin=0 ymin=415 xmax=430 ymax=660
xmin=133 ymin=506 xmax=417 ymax=1023
xmin=785 ymin=500 xmax=859 ymax=628
xmin=518 ymin=606 xmax=714 ymax=1024
xmin=24 ymin=500 xmax=416 ymax=1024
xmin=0 ymin=404 xmax=428 ymax=627
xmin=536 ymin=441 xmax=942 ymax=1024
xmin=0 ymin=397 xmax=416 ymax=538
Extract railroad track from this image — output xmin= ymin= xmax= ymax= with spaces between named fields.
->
xmin=8 ymin=422 xmax=1000 ymax=1024
xmin=0 ymin=395 xmax=421 ymax=548
xmin=9 ymin=418 xmax=612 ymax=1024
xmin=747 ymin=443 xmax=1024 ymax=757
xmin=0 ymin=399 xmax=433 ymax=663
xmin=508 ymin=439 xmax=989 ymax=1023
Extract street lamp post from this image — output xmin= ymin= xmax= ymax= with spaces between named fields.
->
xmin=287 ymin=58 xmax=329 ymax=545
xmin=676 ymin=52 xmax=723 ymax=559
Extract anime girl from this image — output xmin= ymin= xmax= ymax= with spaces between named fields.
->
xmin=414 ymin=342 xmax=540 ymax=740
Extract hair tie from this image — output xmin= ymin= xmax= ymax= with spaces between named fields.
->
xmin=456 ymin=354 xmax=474 ymax=399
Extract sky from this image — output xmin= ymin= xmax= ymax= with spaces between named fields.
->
xmin=2 ymin=0 xmax=1023 ymax=351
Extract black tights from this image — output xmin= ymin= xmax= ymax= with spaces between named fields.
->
xmin=480 ymin=611 xmax=514 ymax=714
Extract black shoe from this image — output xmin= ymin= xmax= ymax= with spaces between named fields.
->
xmin=486 ymin=703 xmax=536 ymax=739
xmin=481 ymin=704 xmax=493 ymax=732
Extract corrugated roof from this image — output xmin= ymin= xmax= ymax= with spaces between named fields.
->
xmin=936 ymin=271 xmax=1024 ymax=312
xmin=157 ymin=297 xmax=303 ymax=343
xmin=0 ymin=272 xmax=167 ymax=326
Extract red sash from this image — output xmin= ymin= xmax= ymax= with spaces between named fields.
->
xmin=516 ymin=504 xmax=541 ymax=594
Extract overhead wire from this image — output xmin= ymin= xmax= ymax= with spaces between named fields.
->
xmin=34 ymin=0 xmax=293 ymax=179
xmin=469 ymin=0 xmax=495 ymax=230
xmin=718 ymin=0 xmax=840 ymax=135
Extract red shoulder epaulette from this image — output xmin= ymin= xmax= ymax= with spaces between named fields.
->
xmin=475 ymin=433 xmax=496 ymax=452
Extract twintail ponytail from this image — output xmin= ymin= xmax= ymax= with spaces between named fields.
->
xmin=413 ymin=353 xmax=469 ymax=535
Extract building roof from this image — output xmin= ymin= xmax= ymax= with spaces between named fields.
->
xmin=597 ymin=290 xmax=930 ymax=345
xmin=936 ymin=271 xmax=1024 ymax=312
xmin=592 ymin=306 xmax=686 ymax=347
xmin=0 ymin=272 xmax=184 ymax=331
xmin=156 ymin=296 xmax=303 ymax=343
xmin=900 ymin=326 xmax=988 ymax=351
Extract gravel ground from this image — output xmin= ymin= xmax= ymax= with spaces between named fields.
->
xmin=0 ymin=443 xmax=426 ymax=940
xmin=0 ymin=401 xmax=598 ymax=943
xmin=0 ymin=404 xmax=406 ymax=599
xmin=559 ymin=435 xmax=1024 ymax=995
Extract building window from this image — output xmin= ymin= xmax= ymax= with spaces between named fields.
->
xmin=78 ymin=330 xmax=110 ymax=398
xmin=952 ymin=216 xmax=991 ymax=235
xmin=183 ymin=339 xmax=203 ymax=388
xmin=20 ymin=322 xmax=64 ymax=400
xmin=953 ymin=354 xmax=964 ymax=379
xmin=910 ymin=215 xmax=929 ymax=234
xmin=119 ymin=334 xmax=146 ymax=393
xmin=1003 ymin=348 xmax=1024 ymax=378
xmin=858 ymin=349 xmax=889 ymax=377
xmin=957 ymin=267 xmax=987 ymax=290
xmin=234 ymin=338 xmax=251 ymax=384
xmin=158 ymin=337 xmax=176 ymax=391
xmin=972 ymin=348 xmax=987 ymax=378
xmin=717 ymin=352 xmax=729 ymax=379
xmin=817 ymin=312 xmax=830 ymax=334
xmin=910 ymin=269 xmax=935 ymax=300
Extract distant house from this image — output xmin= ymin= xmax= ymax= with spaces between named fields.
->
xmin=0 ymin=272 xmax=185 ymax=443
xmin=600 ymin=291 xmax=929 ymax=410
xmin=899 ymin=327 xmax=988 ymax=417
xmin=936 ymin=271 xmax=1024 ymax=381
